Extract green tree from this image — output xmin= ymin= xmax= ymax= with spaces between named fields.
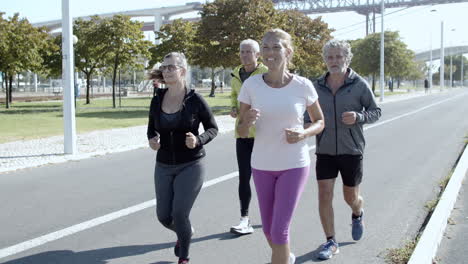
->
xmin=439 ymin=55 xmax=467 ymax=86
xmin=351 ymin=31 xmax=417 ymax=92
xmin=192 ymin=0 xmax=277 ymax=96
xmin=0 ymin=13 xmax=8 ymax=98
xmin=0 ymin=13 xmax=49 ymax=108
xmin=39 ymin=35 xmax=62 ymax=79
xmin=101 ymin=15 xmax=152 ymax=108
xmin=276 ymin=10 xmax=333 ymax=78
xmin=148 ymin=19 xmax=198 ymax=68
xmin=74 ymin=16 xmax=113 ymax=104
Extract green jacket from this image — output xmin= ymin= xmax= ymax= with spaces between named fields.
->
xmin=230 ymin=63 xmax=268 ymax=138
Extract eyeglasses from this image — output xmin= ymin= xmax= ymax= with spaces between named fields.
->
xmin=159 ymin=64 xmax=182 ymax=72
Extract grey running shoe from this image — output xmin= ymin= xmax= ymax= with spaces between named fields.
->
xmin=352 ymin=210 xmax=364 ymax=241
xmin=317 ymin=239 xmax=339 ymax=260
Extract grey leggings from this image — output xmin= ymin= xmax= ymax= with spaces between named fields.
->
xmin=154 ymin=158 xmax=204 ymax=259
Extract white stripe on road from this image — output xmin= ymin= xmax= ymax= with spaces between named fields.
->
xmin=0 ymin=174 xmax=239 ymax=260
xmin=0 ymin=92 xmax=466 ymax=260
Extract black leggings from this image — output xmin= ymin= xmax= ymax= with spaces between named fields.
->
xmin=236 ymin=138 xmax=254 ymax=217
xmin=154 ymin=159 xmax=204 ymax=259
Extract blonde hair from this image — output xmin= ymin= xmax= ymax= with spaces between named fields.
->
xmin=147 ymin=52 xmax=188 ymax=84
xmin=163 ymin=52 xmax=188 ymax=70
xmin=262 ymin=28 xmax=294 ymax=65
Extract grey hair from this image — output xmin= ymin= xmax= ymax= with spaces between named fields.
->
xmin=322 ymin=39 xmax=353 ymax=64
xmin=240 ymin=39 xmax=260 ymax=53
xmin=163 ymin=52 xmax=188 ymax=70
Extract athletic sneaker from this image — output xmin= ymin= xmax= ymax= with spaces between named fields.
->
xmin=352 ymin=210 xmax=364 ymax=241
xmin=178 ymin=258 xmax=189 ymax=264
xmin=289 ymin=252 xmax=296 ymax=264
xmin=230 ymin=217 xmax=254 ymax=235
xmin=174 ymin=226 xmax=195 ymax=257
xmin=317 ymin=239 xmax=339 ymax=260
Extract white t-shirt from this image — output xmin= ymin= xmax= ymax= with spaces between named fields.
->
xmin=238 ymin=74 xmax=318 ymax=171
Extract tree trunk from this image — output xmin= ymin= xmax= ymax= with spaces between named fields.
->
xmin=371 ymin=74 xmax=376 ymax=94
xmin=209 ymin=68 xmax=216 ymax=97
xmin=111 ymin=56 xmax=119 ymax=108
xmin=5 ymin=73 xmax=10 ymax=109
xmin=86 ymin=72 xmax=91 ymax=104
xmin=389 ymin=77 xmax=394 ymax=92
xmin=9 ymin=75 xmax=13 ymax=104
xmin=112 ymin=67 xmax=118 ymax=109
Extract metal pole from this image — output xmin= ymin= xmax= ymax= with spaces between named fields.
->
xmin=440 ymin=21 xmax=444 ymax=90
xmin=62 ymin=0 xmax=77 ymax=154
xmin=429 ymin=31 xmax=433 ymax=89
xmin=450 ymin=55 xmax=453 ymax=87
xmin=461 ymin=54 xmax=464 ymax=87
xmin=379 ymin=0 xmax=385 ymax=102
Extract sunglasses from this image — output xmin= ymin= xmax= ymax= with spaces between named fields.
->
xmin=159 ymin=64 xmax=182 ymax=72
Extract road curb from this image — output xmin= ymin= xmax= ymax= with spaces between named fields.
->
xmin=408 ymin=143 xmax=468 ymax=264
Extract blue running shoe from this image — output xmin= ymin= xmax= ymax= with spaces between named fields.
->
xmin=352 ymin=210 xmax=364 ymax=241
xmin=317 ymin=239 xmax=339 ymax=260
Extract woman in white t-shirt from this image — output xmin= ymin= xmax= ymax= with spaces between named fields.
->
xmin=237 ymin=29 xmax=325 ymax=264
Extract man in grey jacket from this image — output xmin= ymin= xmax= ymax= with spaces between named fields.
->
xmin=305 ymin=39 xmax=381 ymax=260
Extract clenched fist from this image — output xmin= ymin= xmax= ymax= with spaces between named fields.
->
xmin=185 ymin=132 xmax=198 ymax=149
xmin=230 ymin=107 xmax=238 ymax=118
xmin=149 ymin=135 xmax=160 ymax=151
xmin=285 ymin=128 xmax=306 ymax=144
xmin=245 ymin=108 xmax=260 ymax=126
xmin=342 ymin=111 xmax=357 ymax=125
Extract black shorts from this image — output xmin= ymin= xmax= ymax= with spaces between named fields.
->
xmin=316 ymin=154 xmax=363 ymax=187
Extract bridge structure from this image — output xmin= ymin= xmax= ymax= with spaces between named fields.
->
xmin=34 ymin=1 xmax=468 ymax=38
xmin=273 ymin=0 xmax=468 ymax=35
xmin=32 ymin=2 xmax=203 ymax=43
xmin=415 ymin=46 xmax=468 ymax=61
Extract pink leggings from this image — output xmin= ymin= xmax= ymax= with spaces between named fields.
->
xmin=252 ymin=166 xmax=310 ymax=244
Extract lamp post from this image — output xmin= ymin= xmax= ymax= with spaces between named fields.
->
xmin=379 ymin=0 xmax=385 ymax=102
xmin=461 ymin=54 xmax=464 ymax=87
xmin=62 ymin=0 xmax=77 ymax=154
xmin=449 ymin=28 xmax=456 ymax=88
xmin=440 ymin=21 xmax=444 ymax=90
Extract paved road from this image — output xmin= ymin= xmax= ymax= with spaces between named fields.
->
xmin=0 ymin=89 xmax=467 ymax=264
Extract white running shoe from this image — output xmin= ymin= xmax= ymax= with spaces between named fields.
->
xmin=230 ymin=217 xmax=254 ymax=235
xmin=289 ymin=252 xmax=296 ymax=264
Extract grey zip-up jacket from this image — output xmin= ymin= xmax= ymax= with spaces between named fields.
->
xmin=305 ymin=68 xmax=381 ymax=155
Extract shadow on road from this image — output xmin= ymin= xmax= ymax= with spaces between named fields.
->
xmin=1 ymin=244 xmax=165 ymax=264
xmin=1 ymin=228 xmax=260 ymax=264
xmin=295 ymin=241 xmax=356 ymax=263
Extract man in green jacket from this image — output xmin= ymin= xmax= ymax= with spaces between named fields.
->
xmin=230 ymin=39 xmax=268 ymax=235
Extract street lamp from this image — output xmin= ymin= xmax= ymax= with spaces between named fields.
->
xmin=449 ymin=28 xmax=456 ymax=88
xmin=62 ymin=0 xmax=77 ymax=155
xmin=379 ymin=0 xmax=385 ymax=102
xmin=431 ymin=8 xmax=444 ymax=90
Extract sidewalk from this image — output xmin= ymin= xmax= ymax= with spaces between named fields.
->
xmin=0 ymin=115 xmax=236 ymax=174
xmin=0 ymin=88 xmax=451 ymax=174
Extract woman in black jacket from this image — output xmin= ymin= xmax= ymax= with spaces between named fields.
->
xmin=147 ymin=52 xmax=218 ymax=264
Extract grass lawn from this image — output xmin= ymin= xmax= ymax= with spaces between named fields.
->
xmin=0 ymin=92 xmax=232 ymax=143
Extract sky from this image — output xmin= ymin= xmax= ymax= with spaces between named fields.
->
xmin=1 ymin=0 xmax=468 ymax=55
